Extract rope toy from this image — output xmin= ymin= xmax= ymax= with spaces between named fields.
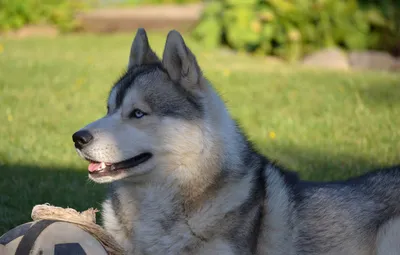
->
xmin=31 ymin=204 xmax=124 ymax=255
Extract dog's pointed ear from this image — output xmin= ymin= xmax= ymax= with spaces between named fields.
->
xmin=128 ymin=28 xmax=160 ymax=68
xmin=162 ymin=30 xmax=204 ymax=95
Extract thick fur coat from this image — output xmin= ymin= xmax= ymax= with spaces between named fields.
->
xmin=72 ymin=29 xmax=400 ymax=255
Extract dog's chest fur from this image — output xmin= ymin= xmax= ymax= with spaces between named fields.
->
xmin=102 ymin=182 xmax=188 ymax=254
xmin=102 ymin=174 xmax=260 ymax=255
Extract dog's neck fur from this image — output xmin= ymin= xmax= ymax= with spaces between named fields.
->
xmin=178 ymin=81 xmax=249 ymax=207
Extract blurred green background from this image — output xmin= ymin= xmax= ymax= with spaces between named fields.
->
xmin=1 ymin=0 xmax=399 ymax=59
xmin=1 ymin=0 xmax=400 ymax=233
xmin=193 ymin=0 xmax=400 ymax=61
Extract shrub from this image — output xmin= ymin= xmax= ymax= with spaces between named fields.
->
xmin=192 ymin=0 xmax=399 ymax=61
xmin=0 ymin=0 xmax=87 ymax=33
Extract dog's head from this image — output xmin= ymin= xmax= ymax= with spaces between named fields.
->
xmin=72 ymin=29 xmax=221 ymax=184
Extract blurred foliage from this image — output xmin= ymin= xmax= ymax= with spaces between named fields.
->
xmin=0 ymin=0 xmax=89 ymax=32
xmin=193 ymin=0 xmax=400 ymax=61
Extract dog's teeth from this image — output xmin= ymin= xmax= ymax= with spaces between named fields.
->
xmin=100 ymin=162 xmax=106 ymax=170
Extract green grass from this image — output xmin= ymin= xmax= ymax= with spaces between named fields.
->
xmin=1 ymin=32 xmax=400 ymax=233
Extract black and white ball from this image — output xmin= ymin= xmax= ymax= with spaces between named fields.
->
xmin=0 ymin=220 xmax=108 ymax=255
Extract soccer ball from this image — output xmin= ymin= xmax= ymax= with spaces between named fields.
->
xmin=0 ymin=219 xmax=109 ymax=255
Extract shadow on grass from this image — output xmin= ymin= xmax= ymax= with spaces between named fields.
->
xmin=357 ymin=80 xmax=400 ymax=108
xmin=270 ymin=146 xmax=388 ymax=181
xmin=0 ymin=164 xmax=105 ymax=234
xmin=1 ymin=145 xmax=398 ymax=233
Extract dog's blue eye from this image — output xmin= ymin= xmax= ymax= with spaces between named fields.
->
xmin=130 ymin=109 xmax=146 ymax=119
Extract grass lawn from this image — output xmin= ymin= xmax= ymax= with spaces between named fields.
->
xmin=1 ymin=32 xmax=400 ymax=233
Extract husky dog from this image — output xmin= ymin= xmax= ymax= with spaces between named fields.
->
xmin=72 ymin=28 xmax=400 ymax=255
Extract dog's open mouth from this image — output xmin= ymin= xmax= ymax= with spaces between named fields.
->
xmin=86 ymin=153 xmax=152 ymax=175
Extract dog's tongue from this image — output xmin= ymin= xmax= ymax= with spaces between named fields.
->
xmin=88 ymin=162 xmax=102 ymax=172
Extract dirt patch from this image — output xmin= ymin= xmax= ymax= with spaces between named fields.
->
xmin=1 ymin=25 xmax=59 ymax=39
xmin=75 ymin=4 xmax=203 ymax=33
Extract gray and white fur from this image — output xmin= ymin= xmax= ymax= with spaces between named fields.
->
xmin=72 ymin=28 xmax=400 ymax=255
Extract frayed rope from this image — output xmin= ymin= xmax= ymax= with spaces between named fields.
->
xmin=31 ymin=204 xmax=124 ymax=255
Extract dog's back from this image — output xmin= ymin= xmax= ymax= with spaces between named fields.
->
xmin=258 ymin=165 xmax=400 ymax=255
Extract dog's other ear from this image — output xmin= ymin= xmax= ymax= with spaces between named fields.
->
xmin=128 ymin=28 xmax=160 ymax=68
xmin=162 ymin=30 xmax=204 ymax=95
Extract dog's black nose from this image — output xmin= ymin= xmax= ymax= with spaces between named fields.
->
xmin=72 ymin=130 xmax=93 ymax=149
